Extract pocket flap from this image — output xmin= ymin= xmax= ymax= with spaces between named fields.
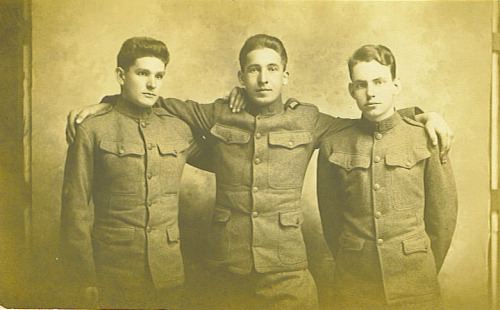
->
xmin=328 ymin=152 xmax=371 ymax=171
xmin=157 ymin=139 xmax=190 ymax=156
xmin=268 ymin=131 xmax=312 ymax=149
xmin=279 ymin=210 xmax=304 ymax=227
xmin=99 ymin=141 xmax=144 ymax=156
xmin=385 ymin=147 xmax=430 ymax=169
xmin=339 ymin=233 xmax=365 ymax=251
xmin=210 ymin=124 xmax=251 ymax=144
xmin=92 ymin=226 xmax=135 ymax=244
xmin=403 ymin=235 xmax=429 ymax=254
xmin=213 ymin=208 xmax=231 ymax=223
xmin=166 ymin=225 xmax=180 ymax=243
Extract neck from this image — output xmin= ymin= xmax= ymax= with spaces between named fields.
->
xmin=115 ymin=96 xmax=153 ymax=120
xmin=247 ymin=95 xmax=283 ymax=116
xmin=363 ymin=108 xmax=395 ymax=123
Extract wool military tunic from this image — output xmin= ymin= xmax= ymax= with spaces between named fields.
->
xmin=61 ymin=97 xmax=207 ymax=294
xmin=149 ymin=96 xmax=418 ymax=275
xmin=317 ymin=113 xmax=457 ymax=306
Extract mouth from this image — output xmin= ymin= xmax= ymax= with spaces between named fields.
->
xmin=256 ymin=89 xmax=272 ymax=92
xmin=365 ymin=102 xmax=380 ymax=107
xmin=143 ymin=92 xmax=157 ymax=98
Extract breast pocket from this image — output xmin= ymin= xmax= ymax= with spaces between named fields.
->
xmin=99 ymin=140 xmax=144 ymax=194
xmin=328 ymin=152 xmax=371 ymax=214
xmin=157 ymin=139 xmax=190 ymax=195
xmin=385 ymin=147 xmax=430 ymax=210
xmin=268 ymin=131 xmax=312 ymax=189
xmin=210 ymin=124 xmax=251 ymax=187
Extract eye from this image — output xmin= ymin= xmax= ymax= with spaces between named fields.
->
xmin=138 ymin=71 xmax=148 ymax=77
xmin=249 ymin=67 xmax=259 ymax=73
xmin=268 ymin=66 xmax=279 ymax=72
xmin=155 ymin=73 xmax=164 ymax=80
xmin=353 ymin=82 xmax=366 ymax=90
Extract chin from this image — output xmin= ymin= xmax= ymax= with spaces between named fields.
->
xmin=137 ymin=101 xmax=155 ymax=108
xmin=253 ymin=97 xmax=276 ymax=106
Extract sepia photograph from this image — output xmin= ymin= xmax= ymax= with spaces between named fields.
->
xmin=0 ymin=0 xmax=495 ymax=309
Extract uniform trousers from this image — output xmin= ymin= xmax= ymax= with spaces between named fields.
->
xmin=193 ymin=267 xmax=318 ymax=310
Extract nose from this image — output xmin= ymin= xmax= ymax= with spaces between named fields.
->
xmin=147 ymin=76 xmax=157 ymax=89
xmin=366 ymin=83 xmax=375 ymax=99
xmin=258 ymin=70 xmax=268 ymax=84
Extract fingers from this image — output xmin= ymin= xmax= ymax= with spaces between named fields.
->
xmin=66 ymin=109 xmax=80 ymax=144
xmin=425 ymin=123 xmax=438 ymax=147
xmin=439 ymin=132 xmax=450 ymax=163
xmin=229 ymin=87 xmax=239 ymax=110
xmin=234 ymin=88 xmax=244 ymax=113
xmin=439 ymin=127 xmax=454 ymax=163
xmin=76 ymin=108 xmax=92 ymax=124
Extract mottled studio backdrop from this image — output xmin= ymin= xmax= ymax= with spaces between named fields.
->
xmin=27 ymin=1 xmax=491 ymax=308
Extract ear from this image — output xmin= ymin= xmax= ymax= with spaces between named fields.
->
xmin=392 ymin=78 xmax=401 ymax=95
xmin=116 ymin=67 xmax=126 ymax=86
xmin=348 ymin=83 xmax=355 ymax=99
xmin=238 ymin=70 xmax=245 ymax=86
xmin=282 ymin=71 xmax=289 ymax=85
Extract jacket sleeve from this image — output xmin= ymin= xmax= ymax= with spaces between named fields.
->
xmin=101 ymin=95 xmax=219 ymax=137
xmin=60 ymin=125 xmax=97 ymax=287
xmin=317 ymin=141 xmax=344 ymax=259
xmin=158 ymin=97 xmax=219 ymax=137
xmin=424 ymin=145 xmax=458 ymax=272
xmin=186 ymin=136 xmax=214 ymax=173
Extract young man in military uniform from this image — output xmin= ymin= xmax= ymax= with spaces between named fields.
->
xmin=317 ymin=45 xmax=457 ymax=309
xmin=66 ymin=35 xmax=453 ymax=309
xmin=60 ymin=37 xmax=212 ymax=308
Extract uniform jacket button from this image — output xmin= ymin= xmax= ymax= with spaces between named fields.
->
xmin=373 ymin=183 xmax=381 ymax=191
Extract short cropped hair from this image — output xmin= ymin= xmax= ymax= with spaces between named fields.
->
xmin=117 ymin=37 xmax=169 ymax=71
xmin=348 ymin=45 xmax=396 ymax=80
xmin=239 ymin=34 xmax=288 ymax=71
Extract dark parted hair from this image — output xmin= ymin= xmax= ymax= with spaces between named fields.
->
xmin=348 ymin=45 xmax=396 ymax=80
xmin=239 ymin=34 xmax=288 ymax=71
xmin=117 ymin=37 xmax=169 ymax=71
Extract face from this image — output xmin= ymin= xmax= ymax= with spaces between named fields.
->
xmin=238 ymin=48 xmax=289 ymax=107
xmin=117 ymin=56 xmax=166 ymax=108
xmin=349 ymin=60 xmax=400 ymax=122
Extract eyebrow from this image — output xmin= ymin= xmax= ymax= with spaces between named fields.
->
xmin=135 ymin=68 xmax=166 ymax=75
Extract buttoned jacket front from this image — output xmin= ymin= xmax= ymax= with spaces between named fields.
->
xmin=61 ymin=98 xmax=206 ymax=290
xmin=152 ymin=96 xmax=418 ymax=275
xmin=156 ymin=96 xmax=357 ymax=274
xmin=101 ymin=94 xmax=418 ymax=275
xmin=317 ymin=113 xmax=457 ymax=305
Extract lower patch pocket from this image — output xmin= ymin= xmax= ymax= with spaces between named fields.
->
xmin=206 ymin=208 xmax=231 ymax=261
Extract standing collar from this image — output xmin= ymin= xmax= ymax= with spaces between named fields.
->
xmin=114 ymin=96 xmax=153 ymax=120
xmin=359 ymin=111 xmax=402 ymax=133
xmin=245 ymin=95 xmax=284 ymax=117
